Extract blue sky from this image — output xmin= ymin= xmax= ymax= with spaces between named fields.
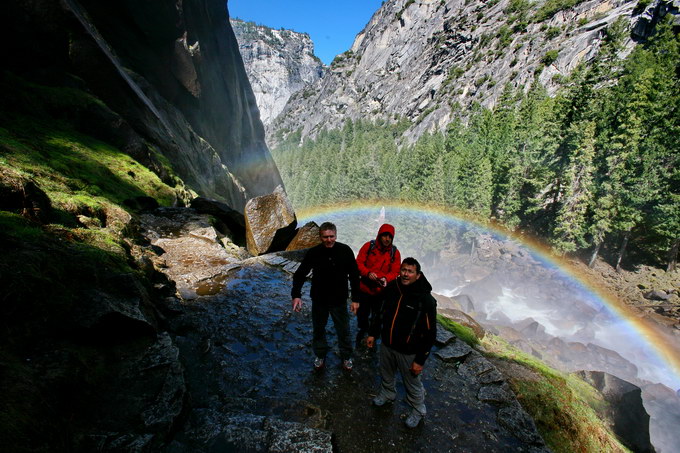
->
xmin=228 ymin=0 xmax=384 ymax=65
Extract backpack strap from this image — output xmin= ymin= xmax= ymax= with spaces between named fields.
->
xmin=366 ymin=240 xmax=398 ymax=264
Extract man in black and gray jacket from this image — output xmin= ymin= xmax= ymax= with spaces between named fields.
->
xmin=367 ymin=256 xmax=437 ymax=428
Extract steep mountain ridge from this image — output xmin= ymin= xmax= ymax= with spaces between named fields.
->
xmin=231 ymin=19 xmax=325 ymax=126
xmin=268 ymin=0 xmax=678 ymax=144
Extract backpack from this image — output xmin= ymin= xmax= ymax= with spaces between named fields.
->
xmin=366 ymin=239 xmax=397 ymax=264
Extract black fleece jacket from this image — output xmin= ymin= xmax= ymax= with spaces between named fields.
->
xmin=291 ymin=242 xmax=360 ymax=305
xmin=368 ymin=273 xmax=437 ymax=365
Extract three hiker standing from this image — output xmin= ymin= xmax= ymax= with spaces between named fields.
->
xmin=291 ymin=222 xmax=360 ymax=371
xmin=290 ymin=222 xmax=437 ymax=428
xmin=367 ymin=257 xmax=437 ymax=428
xmin=353 ymin=223 xmax=402 ymax=348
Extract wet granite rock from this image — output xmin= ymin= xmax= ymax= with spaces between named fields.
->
xmin=245 ymin=185 xmax=297 ymax=255
xmin=478 ymin=383 xmax=515 ymax=405
xmin=140 ymin=208 xmax=242 ymax=300
xmin=165 ymin=410 xmax=332 ymax=452
xmin=439 ymin=308 xmax=486 ymax=339
xmin=497 ymin=405 xmax=546 ymax=445
xmin=459 ymin=356 xmax=506 ymax=385
xmin=286 ymin=221 xmax=321 ymax=251
xmin=435 ymin=327 xmax=455 ymax=346
xmin=576 ymin=371 xmax=654 ymax=453
xmin=435 ymin=338 xmax=473 ymax=362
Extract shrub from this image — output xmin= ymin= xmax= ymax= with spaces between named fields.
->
xmin=542 ymin=49 xmax=559 ymax=66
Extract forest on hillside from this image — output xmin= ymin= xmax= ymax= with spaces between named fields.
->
xmin=272 ymin=18 xmax=679 ymax=271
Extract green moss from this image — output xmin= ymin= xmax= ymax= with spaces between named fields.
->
xmin=0 ymin=122 xmax=175 ymax=212
xmin=0 ymin=211 xmax=45 ymax=241
xmin=437 ymin=315 xmax=480 ymax=346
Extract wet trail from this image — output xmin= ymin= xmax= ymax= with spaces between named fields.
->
xmin=166 ymin=262 xmax=545 ymax=452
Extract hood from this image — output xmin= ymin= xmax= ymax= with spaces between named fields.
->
xmin=377 ymin=223 xmax=395 ymax=241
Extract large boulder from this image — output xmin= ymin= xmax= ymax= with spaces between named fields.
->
xmin=575 ymin=371 xmax=655 ymax=453
xmin=244 ymin=185 xmax=297 ymax=256
xmin=285 ymin=221 xmax=321 ymax=251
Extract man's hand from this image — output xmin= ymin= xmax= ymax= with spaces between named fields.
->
xmin=366 ymin=336 xmax=375 ymax=348
xmin=350 ymin=302 xmax=359 ymax=314
xmin=368 ymin=272 xmax=378 ymax=281
xmin=409 ymin=362 xmax=423 ymax=376
xmin=292 ymin=297 xmax=302 ymax=312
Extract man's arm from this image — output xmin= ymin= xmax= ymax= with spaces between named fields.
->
xmin=366 ymin=286 xmax=390 ymax=347
xmin=413 ymin=295 xmax=437 ymax=366
xmin=291 ymin=250 xmax=314 ymax=309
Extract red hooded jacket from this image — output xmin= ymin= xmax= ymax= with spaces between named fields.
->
xmin=356 ymin=224 xmax=402 ymax=296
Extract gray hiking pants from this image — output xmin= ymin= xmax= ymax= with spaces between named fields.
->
xmin=377 ymin=344 xmax=426 ymax=416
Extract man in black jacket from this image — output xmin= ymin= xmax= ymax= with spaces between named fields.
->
xmin=292 ymin=222 xmax=360 ymax=371
xmin=367 ymin=257 xmax=437 ymax=428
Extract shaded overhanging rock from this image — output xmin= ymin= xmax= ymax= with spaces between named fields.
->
xmin=575 ymin=371 xmax=655 ymax=453
xmin=244 ymin=185 xmax=297 ymax=255
xmin=190 ymin=197 xmax=246 ymax=246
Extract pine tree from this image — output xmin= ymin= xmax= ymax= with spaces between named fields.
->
xmin=552 ymin=121 xmax=596 ymax=254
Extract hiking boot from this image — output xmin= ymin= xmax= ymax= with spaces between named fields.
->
xmin=342 ymin=358 xmax=353 ymax=371
xmin=404 ymin=409 xmax=424 ymax=428
xmin=372 ymin=395 xmax=394 ymax=407
xmin=313 ymin=356 xmax=325 ymax=371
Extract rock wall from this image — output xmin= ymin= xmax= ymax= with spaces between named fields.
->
xmin=2 ymin=0 xmax=283 ymax=212
xmin=231 ymin=19 xmax=325 ymax=126
xmin=269 ymin=0 xmax=679 ymax=145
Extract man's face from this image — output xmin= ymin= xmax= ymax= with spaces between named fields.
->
xmin=319 ymin=229 xmax=337 ymax=248
xmin=379 ymin=233 xmax=393 ymax=248
xmin=399 ymin=263 xmax=420 ymax=286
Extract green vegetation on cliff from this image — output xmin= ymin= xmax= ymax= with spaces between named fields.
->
xmin=0 ymin=70 xmax=186 ymax=452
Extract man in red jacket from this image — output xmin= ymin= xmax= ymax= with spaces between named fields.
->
xmin=352 ymin=223 xmax=401 ymax=348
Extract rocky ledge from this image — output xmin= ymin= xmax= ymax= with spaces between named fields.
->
xmin=138 ymin=207 xmax=549 ymax=452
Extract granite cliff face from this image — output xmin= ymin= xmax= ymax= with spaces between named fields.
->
xmin=231 ymin=19 xmax=325 ymax=126
xmin=2 ymin=0 xmax=282 ymax=212
xmin=268 ymin=0 xmax=679 ymax=144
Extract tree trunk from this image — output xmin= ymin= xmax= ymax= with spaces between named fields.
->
xmin=615 ymin=230 xmax=631 ymax=273
xmin=668 ymin=237 xmax=679 ymax=272
xmin=588 ymin=241 xmax=602 ymax=268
